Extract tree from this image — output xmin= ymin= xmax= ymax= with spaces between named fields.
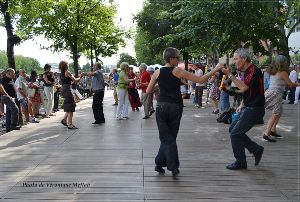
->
xmin=135 ymin=0 xmax=299 ymax=65
xmin=134 ymin=0 xmax=184 ymax=64
xmin=134 ymin=27 xmax=163 ymax=64
xmin=0 ymin=50 xmax=42 ymax=72
xmin=16 ymin=0 xmax=124 ymax=77
xmin=117 ymin=53 xmax=137 ymax=67
xmin=0 ymin=0 xmax=21 ymax=70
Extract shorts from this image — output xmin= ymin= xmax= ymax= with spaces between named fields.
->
xmin=19 ymin=98 xmax=28 ymax=108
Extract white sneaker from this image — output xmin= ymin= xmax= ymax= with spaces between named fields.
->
xmin=294 ymin=101 xmax=298 ymax=105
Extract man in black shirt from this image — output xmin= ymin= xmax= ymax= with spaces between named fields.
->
xmin=1 ymin=68 xmax=20 ymax=132
xmin=222 ymin=48 xmax=265 ymax=170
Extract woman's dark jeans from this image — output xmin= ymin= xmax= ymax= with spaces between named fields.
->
xmin=155 ymin=102 xmax=183 ymax=171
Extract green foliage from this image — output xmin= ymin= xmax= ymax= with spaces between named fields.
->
xmin=135 ymin=0 xmax=299 ymax=63
xmin=291 ymin=52 xmax=300 ymax=64
xmin=117 ymin=53 xmax=137 ymax=67
xmin=134 ymin=27 xmax=163 ymax=64
xmin=81 ymin=62 xmax=91 ymax=72
xmin=15 ymin=0 xmax=125 ymax=76
xmin=0 ymin=50 xmax=42 ymax=72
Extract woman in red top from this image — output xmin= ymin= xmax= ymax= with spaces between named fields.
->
xmin=128 ymin=67 xmax=142 ymax=111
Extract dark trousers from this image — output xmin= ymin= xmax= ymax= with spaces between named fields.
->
xmin=288 ymin=87 xmax=296 ymax=103
xmin=1 ymin=96 xmax=19 ymax=131
xmin=229 ymin=107 xmax=264 ymax=165
xmin=53 ymin=91 xmax=60 ymax=110
xmin=92 ymin=91 xmax=105 ymax=122
xmin=195 ymin=86 xmax=204 ymax=106
xmin=155 ymin=102 xmax=183 ymax=171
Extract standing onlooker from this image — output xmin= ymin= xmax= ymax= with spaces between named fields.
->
xmin=1 ymin=68 xmax=20 ymax=132
xmin=219 ymin=74 xmax=230 ymax=113
xmin=43 ymin=64 xmax=55 ymax=117
xmin=28 ymin=70 xmax=41 ymax=117
xmin=128 ymin=66 xmax=142 ymax=111
xmin=194 ymin=65 xmax=205 ymax=108
xmin=116 ymin=62 xmax=135 ymax=120
xmin=288 ymin=65 xmax=298 ymax=104
xmin=59 ymin=61 xmax=82 ymax=129
xmin=221 ymin=48 xmax=265 ymax=170
xmin=110 ymin=68 xmax=119 ymax=106
xmin=263 ymin=68 xmax=270 ymax=91
xmin=264 ymin=55 xmax=299 ymax=141
xmin=53 ymin=72 xmax=61 ymax=112
xmin=209 ymin=72 xmax=220 ymax=114
xmin=85 ymin=62 xmax=106 ymax=124
xmin=15 ymin=69 xmax=39 ymax=123
xmin=139 ymin=63 xmax=151 ymax=119
xmin=146 ymin=47 xmax=223 ymax=177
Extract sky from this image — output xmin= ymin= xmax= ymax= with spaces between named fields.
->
xmin=0 ymin=0 xmax=144 ymax=66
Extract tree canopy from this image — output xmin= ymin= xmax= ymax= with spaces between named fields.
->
xmin=117 ymin=53 xmax=137 ymax=67
xmin=14 ymin=0 xmax=126 ymax=77
xmin=135 ymin=0 xmax=300 ymax=65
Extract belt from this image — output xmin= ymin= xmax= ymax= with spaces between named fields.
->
xmin=93 ymin=89 xmax=104 ymax=93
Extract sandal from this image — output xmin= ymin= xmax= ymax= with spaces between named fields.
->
xmin=61 ymin=119 xmax=67 ymax=126
xmin=263 ymin=134 xmax=277 ymax=142
xmin=67 ymin=125 xmax=78 ymax=129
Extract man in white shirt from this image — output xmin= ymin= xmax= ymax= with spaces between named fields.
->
xmin=194 ymin=65 xmax=205 ymax=108
xmin=15 ymin=69 xmax=39 ymax=123
xmin=288 ymin=66 xmax=298 ymax=104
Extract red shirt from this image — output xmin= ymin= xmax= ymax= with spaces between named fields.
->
xmin=140 ymin=71 xmax=151 ymax=93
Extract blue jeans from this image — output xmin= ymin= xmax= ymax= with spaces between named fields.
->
xmin=220 ymin=91 xmax=230 ymax=112
xmin=155 ymin=102 xmax=183 ymax=171
xmin=229 ymin=107 xmax=264 ymax=165
xmin=1 ymin=95 xmax=19 ymax=131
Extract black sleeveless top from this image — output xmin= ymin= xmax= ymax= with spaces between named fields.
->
xmin=61 ymin=73 xmax=72 ymax=85
xmin=157 ymin=67 xmax=182 ymax=104
xmin=43 ymin=72 xmax=55 ymax=87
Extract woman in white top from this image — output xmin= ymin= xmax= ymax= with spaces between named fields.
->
xmin=264 ymin=55 xmax=299 ymax=142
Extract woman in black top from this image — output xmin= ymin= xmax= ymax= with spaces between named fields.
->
xmin=147 ymin=47 xmax=222 ymax=177
xmin=43 ymin=64 xmax=55 ymax=117
xmin=59 ymin=61 xmax=82 ymax=129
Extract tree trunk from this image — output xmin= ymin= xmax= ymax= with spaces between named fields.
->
xmin=182 ymin=51 xmax=189 ymax=71
xmin=90 ymin=42 xmax=93 ymax=71
xmin=71 ymin=40 xmax=79 ymax=78
xmin=1 ymin=0 xmax=16 ymax=70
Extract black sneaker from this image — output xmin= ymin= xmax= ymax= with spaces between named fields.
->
xmin=155 ymin=166 xmax=165 ymax=174
xmin=149 ymin=110 xmax=155 ymax=116
xmin=142 ymin=116 xmax=150 ymax=119
xmin=270 ymin=131 xmax=282 ymax=138
xmin=226 ymin=162 xmax=247 ymax=170
xmin=253 ymin=146 xmax=264 ymax=166
xmin=172 ymin=168 xmax=180 ymax=177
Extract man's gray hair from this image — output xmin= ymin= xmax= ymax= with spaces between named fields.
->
xmin=6 ymin=68 xmax=15 ymax=74
xmin=234 ymin=48 xmax=251 ymax=62
xmin=163 ymin=47 xmax=180 ymax=63
xmin=94 ymin=62 xmax=102 ymax=69
xmin=120 ymin=62 xmax=129 ymax=70
xmin=139 ymin=63 xmax=147 ymax=70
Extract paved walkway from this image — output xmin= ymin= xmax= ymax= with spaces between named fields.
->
xmin=0 ymin=90 xmax=299 ymax=201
